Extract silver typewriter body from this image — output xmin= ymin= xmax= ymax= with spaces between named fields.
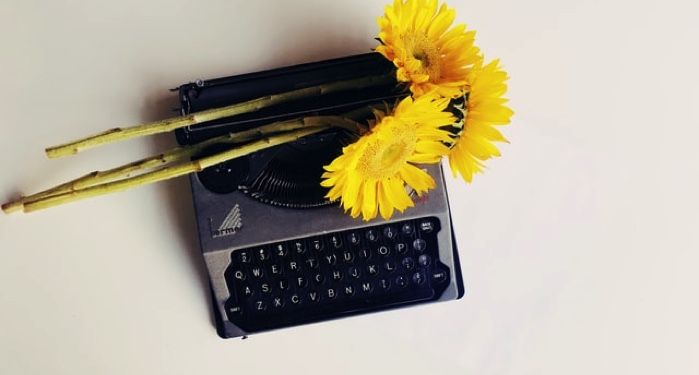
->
xmin=177 ymin=53 xmax=465 ymax=338
xmin=190 ymin=163 xmax=461 ymax=338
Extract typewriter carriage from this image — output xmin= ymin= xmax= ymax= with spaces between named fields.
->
xmin=177 ymin=53 xmax=401 ymax=209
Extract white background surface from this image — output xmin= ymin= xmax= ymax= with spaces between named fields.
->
xmin=1 ymin=0 xmax=698 ymax=374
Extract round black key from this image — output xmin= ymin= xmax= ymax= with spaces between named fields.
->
xmin=401 ymin=223 xmax=414 ymax=235
xmin=232 ymin=269 xmax=246 ymax=281
xmin=326 ymin=287 xmax=338 ymax=299
xmin=242 ymin=285 xmax=254 ymax=297
xmin=359 ymin=281 xmax=374 ymax=294
xmin=331 ymin=269 xmax=344 ymax=281
xmin=366 ymin=263 xmax=379 ymax=276
xmin=250 ymin=267 xmax=264 ymax=279
xmin=378 ymin=278 xmax=391 ymax=291
xmin=313 ymin=273 xmax=325 ymax=285
xmin=278 ymin=279 xmax=290 ymax=290
xmin=330 ymin=234 xmax=343 ymax=249
xmin=311 ymin=239 xmax=324 ymax=251
xmin=342 ymin=250 xmax=354 ymax=263
xmin=324 ymin=254 xmax=337 ymax=266
xmin=395 ymin=275 xmax=408 ymax=288
xmin=418 ymin=254 xmax=431 ymax=267
xmin=412 ymin=271 xmax=426 ymax=285
xmin=343 ymin=285 xmax=355 ymax=297
xmin=395 ymin=242 xmax=408 ymax=254
xmin=289 ymin=293 xmax=302 ymax=305
xmin=401 ymin=257 xmax=415 ymax=270
xmin=287 ymin=260 xmax=301 ymax=273
xmin=253 ymin=299 xmax=268 ymax=312
xmin=237 ymin=250 xmax=251 ymax=264
xmin=358 ymin=248 xmax=372 ymax=260
xmin=271 ymin=295 xmax=285 ymax=309
xmin=365 ymin=229 xmax=379 ymax=242
xmin=274 ymin=243 xmax=288 ymax=257
xmin=347 ymin=232 xmax=361 ymax=246
xmin=377 ymin=245 xmax=390 ymax=257
xmin=293 ymin=241 xmax=306 ymax=255
xmin=308 ymin=290 xmax=322 ymax=303
xmin=348 ymin=266 xmax=361 ymax=279
xmin=383 ymin=260 xmax=396 ymax=273
xmin=382 ymin=226 xmax=397 ymax=240
xmin=257 ymin=247 xmax=271 ymax=261
xmin=413 ymin=238 xmax=427 ymax=252
xmin=296 ymin=276 xmax=308 ymax=288
xmin=306 ymin=257 xmax=319 ymax=269
xmin=260 ymin=283 xmax=272 ymax=294
xmin=270 ymin=263 xmax=283 ymax=276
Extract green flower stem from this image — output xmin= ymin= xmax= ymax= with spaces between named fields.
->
xmin=44 ymin=74 xmax=393 ymax=158
xmin=23 ymin=126 xmax=328 ymax=213
xmin=3 ymin=116 xmax=358 ymax=214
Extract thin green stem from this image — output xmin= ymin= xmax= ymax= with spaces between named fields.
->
xmin=4 ymin=115 xmax=360 ymax=214
xmin=45 ymin=74 xmax=393 ymax=158
xmin=24 ymin=127 xmax=328 ymax=212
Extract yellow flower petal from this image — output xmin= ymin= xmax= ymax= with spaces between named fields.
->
xmin=377 ymin=181 xmax=395 ymax=220
xmin=448 ymin=58 xmax=513 ymax=182
xmin=376 ymin=0 xmax=481 ymax=98
xmin=399 ymin=164 xmax=435 ymax=195
xmin=342 ymin=171 xmax=361 ymax=209
xmin=361 ymin=179 xmax=378 ymax=221
xmin=321 ymin=94 xmax=453 ymax=220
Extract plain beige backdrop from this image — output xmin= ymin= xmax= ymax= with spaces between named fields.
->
xmin=1 ymin=0 xmax=698 ymax=374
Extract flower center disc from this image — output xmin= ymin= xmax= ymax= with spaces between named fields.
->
xmin=358 ymin=128 xmax=417 ymax=179
xmin=405 ymin=33 xmax=441 ymax=79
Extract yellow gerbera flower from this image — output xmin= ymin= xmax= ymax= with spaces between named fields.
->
xmin=375 ymin=0 xmax=482 ymax=98
xmin=448 ymin=59 xmax=513 ymax=182
xmin=321 ymin=95 xmax=455 ymax=221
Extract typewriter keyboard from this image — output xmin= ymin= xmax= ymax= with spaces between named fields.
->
xmin=223 ymin=216 xmax=451 ymax=331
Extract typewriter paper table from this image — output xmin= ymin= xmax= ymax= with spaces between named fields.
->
xmin=1 ymin=0 xmax=698 ymax=374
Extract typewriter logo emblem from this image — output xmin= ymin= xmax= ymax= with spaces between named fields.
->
xmin=210 ymin=204 xmax=243 ymax=238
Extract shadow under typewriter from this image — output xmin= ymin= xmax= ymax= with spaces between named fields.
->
xmin=176 ymin=53 xmax=465 ymax=338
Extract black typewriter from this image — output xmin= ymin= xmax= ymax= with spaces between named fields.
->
xmin=175 ymin=53 xmax=465 ymax=338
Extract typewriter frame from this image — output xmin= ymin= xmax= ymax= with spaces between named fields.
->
xmin=175 ymin=53 xmax=465 ymax=338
